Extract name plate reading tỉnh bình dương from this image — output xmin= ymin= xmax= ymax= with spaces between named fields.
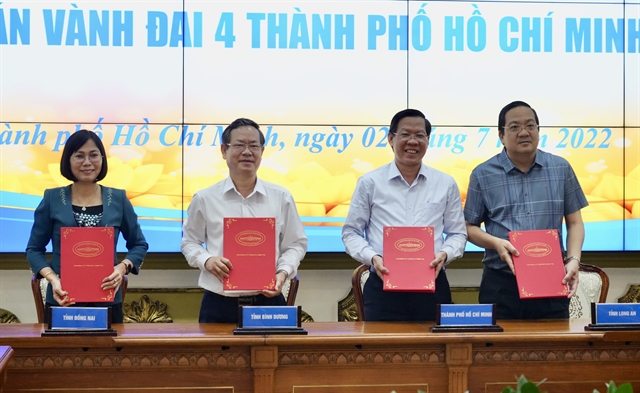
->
xmin=233 ymin=305 xmax=307 ymax=335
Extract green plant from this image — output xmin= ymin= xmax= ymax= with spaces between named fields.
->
xmin=501 ymin=375 xmax=547 ymax=393
xmin=498 ymin=375 xmax=634 ymax=393
xmin=392 ymin=378 xmax=634 ymax=393
xmin=594 ymin=381 xmax=634 ymax=393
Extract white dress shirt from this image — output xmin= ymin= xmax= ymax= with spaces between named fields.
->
xmin=342 ymin=162 xmax=467 ymax=266
xmin=181 ymin=177 xmax=308 ymax=296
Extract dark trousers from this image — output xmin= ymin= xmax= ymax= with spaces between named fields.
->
xmin=363 ymin=269 xmax=452 ymax=321
xmin=44 ymin=303 xmax=123 ymax=324
xmin=199 ymin=290 xmax=286 ymax=323
xmin=479 ymin=266 xmax=569 ymax=320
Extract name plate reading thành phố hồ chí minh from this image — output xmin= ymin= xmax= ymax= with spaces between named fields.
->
xmin=431 ymin=304 xmax=503 ymax=332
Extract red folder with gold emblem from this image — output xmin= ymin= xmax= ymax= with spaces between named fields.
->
xmin=60 ymin=227 xmax=115 ymax=303
xmin=383 ymin=226 xmax=436 ymax=292
xmin=509 ymin=229 xmax=569 ymax=299
xmin=223 ymin=217 xmax=276 ymax=292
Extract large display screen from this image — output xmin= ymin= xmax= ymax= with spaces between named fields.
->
xmin=1 ymin=0 xmax=638 ymax=253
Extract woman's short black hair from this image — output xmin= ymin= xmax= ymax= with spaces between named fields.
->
xmin=60 ymin=130 xmax=108 ymax=182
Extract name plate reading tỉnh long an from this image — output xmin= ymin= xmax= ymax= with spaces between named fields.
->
xmin=233 ymin=306 xmax=307 ymax=335
xmin=585 ymin=303 xmax=640 ymax=331
xmin=42 ymin=307 xmax=116 ymax=336
xmin=431 ymin=304 xmax=503 ymax=332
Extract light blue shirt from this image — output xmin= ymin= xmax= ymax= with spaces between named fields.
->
xmin=342 ymin=162 xmax=467 ymax=266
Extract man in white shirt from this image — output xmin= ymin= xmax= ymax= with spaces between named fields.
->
xmin=342 ymin=109 xmax=467 ymax=321
xmin=181 ymin=118 xmax=308 ymax=323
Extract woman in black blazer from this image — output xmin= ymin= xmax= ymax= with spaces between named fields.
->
xmin=26 ymin=130 xmax=148 ymax=323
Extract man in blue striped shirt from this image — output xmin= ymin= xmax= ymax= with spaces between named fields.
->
xmin=464 ymin=101 xmax=588 ymax=320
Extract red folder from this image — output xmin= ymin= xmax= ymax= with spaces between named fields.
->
xmin=223 ymin=217 xmax=276 ymax=292
xmin=383 ymin=226 xmax=436 ymax=292
xmin=509 ymin=229 xmax=569 ymax=299
xmin=60 ymin=227 xmax=115 ymax=303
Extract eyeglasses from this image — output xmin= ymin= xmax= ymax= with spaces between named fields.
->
xmin=72 ymin=153 xmax=103 ymax=163
xmin=394 ymin=132 xmax=429 ymax=142
xmin=226 ymin=143 xmax=263 ymax=152
xmin=504 ymin=124 xmax=539 ymax=133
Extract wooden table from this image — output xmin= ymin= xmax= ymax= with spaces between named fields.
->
xmin=0 ymin=321 xmax=638 ymax=393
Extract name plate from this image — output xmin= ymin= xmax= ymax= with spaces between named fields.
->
xmin=585 ymin=303 xmax=640 ymax=331
xmin=234 ymin=306 xmax=307 ymax=335
xmin=431 ymin=304 xmax=503 ymax=332
xmin=42 ymin=307 xmax=117 ymax=336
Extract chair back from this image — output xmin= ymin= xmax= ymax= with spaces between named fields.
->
xmin=30 ymin=274 xmax=129 ymax=323
xmin=281 ymin=275 xmax=300 ymax=306
xmin=351 ymin=264 xmax=370 ymax=321
xmin=30 ymin=275 xmax=46 ymax=323
xmin=569 ymin=263 xmax=609 ymax=319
